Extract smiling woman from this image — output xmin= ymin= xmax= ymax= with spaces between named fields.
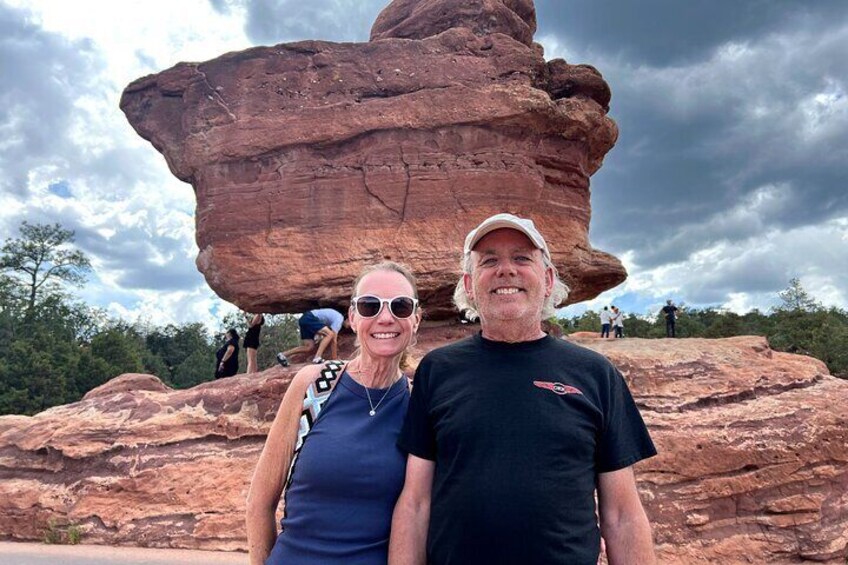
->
xmin=246 ymin=261 xmax=421 ymax=565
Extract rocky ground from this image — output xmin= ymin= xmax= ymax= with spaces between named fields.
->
xmin=0 ymin=541 xmax=245 ymax=565
xmin=1 ymin=324 xmax=846 ymax=563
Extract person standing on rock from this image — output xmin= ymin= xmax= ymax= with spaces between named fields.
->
xmin=248 ymin=262 xmax=421 ymax=565
xmin=600 ymin=305 xmax=612 ymax=338
xmin=277 ymin=308 xmax=346 ymax=366
xmin=389 ymin=213 xmax=657 ymax=565
xmin=243 ymin=312 xmax=265 ymax=373
xmin=215 ymin=328 xmax=240 ymax=378
xmin=662 ymin=300 xmax=679 ymax=338
xmin=612 ymin=305 xmax=624 ymax=338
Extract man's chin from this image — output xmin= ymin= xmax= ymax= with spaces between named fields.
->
xmin=482 ymin=305 xmax=532 ymax=322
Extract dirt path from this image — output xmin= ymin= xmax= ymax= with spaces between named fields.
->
xmin=0 ymin=542 xmax=247 ymax=565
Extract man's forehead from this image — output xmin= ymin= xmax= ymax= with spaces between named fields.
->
xmin=472 ymin=228 xmax=539 ymax=253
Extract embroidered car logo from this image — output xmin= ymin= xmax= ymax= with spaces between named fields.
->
xmin=533 ymin=381 xmax=583 ymax=396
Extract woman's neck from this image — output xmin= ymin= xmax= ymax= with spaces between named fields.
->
xmin=347 ymin=355 xmax=402 ymax=388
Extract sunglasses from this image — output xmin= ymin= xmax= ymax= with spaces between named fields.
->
xmin=351 ymin=295 xmax=419 ymax=319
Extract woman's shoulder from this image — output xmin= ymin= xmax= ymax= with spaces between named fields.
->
xmin=287 ymin=362 xmax=340 ymax=396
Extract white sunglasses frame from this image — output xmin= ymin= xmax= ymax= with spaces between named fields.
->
xmin=350 ymin=295 xmax=419 ymax=319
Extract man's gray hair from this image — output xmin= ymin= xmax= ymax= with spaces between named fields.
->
xmin=452 ymin=252 xmax=570 ymax=321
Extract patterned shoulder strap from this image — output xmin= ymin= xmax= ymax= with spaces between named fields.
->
xmin=285 ymin=360 xmax=346 ymax=488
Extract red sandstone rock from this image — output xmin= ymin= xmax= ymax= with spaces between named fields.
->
xmin=568 ymin=335 xmax=848 ymax=563
xmin=83 ymin=373 xmax=170 ymax=399
xmin=120 ymin=0 xmax=624 ymax=319
xmin=1 ymin=331 xmax=846 ymax=562
xmin=371 ymin=0 xmax=538 ymax=47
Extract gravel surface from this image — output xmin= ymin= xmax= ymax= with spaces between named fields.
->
xmin=0 ymin=542 xmax=247 ymax=565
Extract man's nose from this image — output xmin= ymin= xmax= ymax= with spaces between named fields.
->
xmin=495 ymin=258 xmax=517 ymax=276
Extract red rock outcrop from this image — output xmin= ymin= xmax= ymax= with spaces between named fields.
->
xmin=1 ymin=331 xmax=846 ymax=562
xmin=120 ymin=0 xmax=624 ymax=319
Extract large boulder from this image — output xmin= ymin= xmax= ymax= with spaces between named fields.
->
xmin=120 ymin=0 xmax=624 ymax=319
xmin=0 ymin=330 xmax=845 ymax=562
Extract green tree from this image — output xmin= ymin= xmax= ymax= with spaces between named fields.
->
xmin=144 ymin=322 xmax=215 ymax=384
xmin=568 ymin=310 xmax=601 ymax=334
xmin=256 ymin=314 xmax=301 ymax=369
xmin=702 ymin=310 xmax=743 ymax=338
xmin=0 ymin=338 xmax=77 ymax=414
xmin=172 ymin=349 xmax=214 ymax=388
xmin=90 ymin=327 xmax=144 ymax=375
xmin=619 ymin=314 xmax=655 ymax=338
xmin=777 ymin=277 xmax=820 ymax=312
xmin=0 ymin=222 xmax=91 ymax=316
xmin=71 ymin=350 xmax=116 ymax=398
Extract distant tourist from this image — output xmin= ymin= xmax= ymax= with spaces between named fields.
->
xmin=600 ymin=305 xmax=612 ymax=338
xmin=215 ymin=329 xmax=240 ymax=378
xmin=277 ymin=308 xmax=346 ymax=366
xmin=612 ymin=305 xmax=624 ymax=338
xmin=662 ymin=300 xmax=679 ymax=337
xmin=243 ymin=313 xmax=265 ymax=373
xmin=248 ymin=262 xmax=421 ymax=565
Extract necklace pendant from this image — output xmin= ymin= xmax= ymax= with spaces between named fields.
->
xmin=369 ymin=409 xmax=376 ymax=416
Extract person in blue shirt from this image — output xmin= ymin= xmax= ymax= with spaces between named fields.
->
xmin=277 ymin=308 xmax=348 ymax=366
xmin=247 ymin=261 xmax=422 ymax=565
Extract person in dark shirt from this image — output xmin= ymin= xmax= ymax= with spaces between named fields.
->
xmin=215 ymin=328 xmax=240 ymax=378
xmin=661 ymin=300 xmax=679 ymax=337
xmin=389 ymin=213 xmax=657 ymax=565
xmin=243 ymin=313 xmax=265 ymax=373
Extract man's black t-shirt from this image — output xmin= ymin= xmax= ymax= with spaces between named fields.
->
xmin=398 ymin=333 xmax=656 ymax=565
xmin=662 ymin=305 xmax=678 ymax=321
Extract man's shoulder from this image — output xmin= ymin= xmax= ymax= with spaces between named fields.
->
xmin=553 ymin=337 xmax=616 ymax=371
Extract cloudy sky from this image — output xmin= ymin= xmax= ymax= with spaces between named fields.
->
xmin=1 ymin=0 xmax=846 ymax=328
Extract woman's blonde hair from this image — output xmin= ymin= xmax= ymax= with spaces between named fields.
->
xmin=351 ymin=261 xmax=419 ymax=301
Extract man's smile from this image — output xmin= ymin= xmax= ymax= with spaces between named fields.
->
xmin=492 ymin=286 xmax=523 ymax=295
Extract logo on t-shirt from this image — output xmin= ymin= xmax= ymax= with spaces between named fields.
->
xmin=533 ymin=381 xmax=583 ymax=396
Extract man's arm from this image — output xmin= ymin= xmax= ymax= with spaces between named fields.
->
xmin=598 ymin=466 xmax=656 ymax=565
xmin=389 ymin=455 xmax=435 ymax=565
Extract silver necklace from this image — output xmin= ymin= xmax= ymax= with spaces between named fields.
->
xmin=364 ymin=384 xmax=394 ymax=417
xmin=349 ymin=361 xmax=401 ymax=416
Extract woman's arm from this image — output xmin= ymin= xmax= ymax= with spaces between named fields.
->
xmin=219 ymin=344 xmax=235 ymax=371
xmin=246 ymin=365 xmax=320 ymax=565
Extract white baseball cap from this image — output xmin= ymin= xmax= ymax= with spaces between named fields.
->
xmin=463 ymin=213 xmax=551 ymax=260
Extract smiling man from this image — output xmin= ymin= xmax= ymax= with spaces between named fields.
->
xmin=389 ymin=213 xmax=657 ymax=565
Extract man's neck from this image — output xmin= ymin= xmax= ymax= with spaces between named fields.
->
xmin=480 ymin=319 xmax=546 ymax=343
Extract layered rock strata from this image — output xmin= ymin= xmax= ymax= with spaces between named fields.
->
xmin=120 ymin=0 xmax=624 ymax=319
xmin=0 ymin=332 xmax=846 ymax=563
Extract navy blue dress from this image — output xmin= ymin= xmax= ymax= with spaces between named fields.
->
xmin=266 ymin=372 xmax=410 ymax=564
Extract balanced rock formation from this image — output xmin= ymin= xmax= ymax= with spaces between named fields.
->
xmin=120 ymin=0 xmax=624 ymax=319
xmin=1 ymin=331 xmax=846 ymax=562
